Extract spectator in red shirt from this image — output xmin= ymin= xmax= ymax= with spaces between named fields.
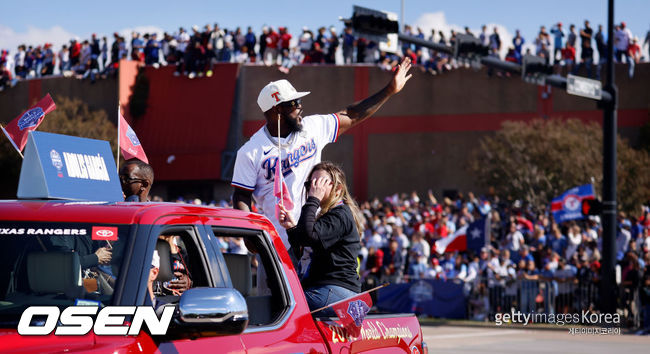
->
xmin=264 ymin=27 xmax=279 ymax=65
xmin=70 ymin=38 xmax=81 ymax=67
xmin=306 ymin=41 xmax=324 ymax=63
xmin=279 ymin=27 xmax=292 ymax=52
xmin=562 ymin=42 xmax=576 ymax=73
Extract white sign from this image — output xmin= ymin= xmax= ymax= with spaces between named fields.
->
xmin=567 ymin=74 xmax=602 ymax=100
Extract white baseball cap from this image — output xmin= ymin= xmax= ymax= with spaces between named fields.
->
xmin=257 ymin=79 xmax=310 ymax=112
xmin=151 ymin=250 xmax=160 ymax=269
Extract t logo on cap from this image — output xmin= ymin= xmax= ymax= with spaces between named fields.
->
xmin=271 ymin=91 xmax=281 ymax=102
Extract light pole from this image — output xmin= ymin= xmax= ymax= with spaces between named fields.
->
xmin=600 ymin=0 xmax=618 ymax=316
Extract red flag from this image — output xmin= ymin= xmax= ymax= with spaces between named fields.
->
xmin=332 ymin=292 xmax=372 ymax=337
xmin=2 ymin=94 xmax=55 ymax=152
xmin=434 ymin=225 xmax=468 ymax=254
xmin=119 ymin=113 xmax=148 ymax=163
xmin=274 ymin=156 xmax=293 ymax=220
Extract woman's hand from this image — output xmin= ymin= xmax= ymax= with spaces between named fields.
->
xmin=278 ymin=204 xmax=297 ymax=229
xmin=95 ymin=247 xmax=112 ymax=264
xmin=307 ymin=176 xmax=331 ymax=200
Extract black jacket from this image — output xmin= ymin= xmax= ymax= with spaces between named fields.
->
xmin=288 ymin=197 xmax=361 ymax=293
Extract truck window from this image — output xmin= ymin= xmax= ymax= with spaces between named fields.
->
xmin=147 ymin=227 xmax=213 ymax=308
xmin=213 ymin=229 xmax=291 ymax=328
xmin=0 ymin=222 xmax=131 ymax=324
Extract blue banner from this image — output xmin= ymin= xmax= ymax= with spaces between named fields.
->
xmin=376 ymin=279 xmax=466 ymax=319
xmin=17 ymin=131 xmax=122 ymax=202
xmin=550 ymin=184 xmax=595 ymax=223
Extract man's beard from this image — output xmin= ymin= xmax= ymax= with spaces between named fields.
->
xmin=283 ymin=113 xmax=303 ymax=133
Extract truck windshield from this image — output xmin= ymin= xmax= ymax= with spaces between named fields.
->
xmin=0 ymin=222 xmax=131 ymax=324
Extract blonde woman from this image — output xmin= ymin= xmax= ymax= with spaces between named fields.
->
xmin=278 ymin=161 xmax=363 ymax=316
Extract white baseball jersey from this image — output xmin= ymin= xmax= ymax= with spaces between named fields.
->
xmin=232 ymin=113 xmax=340 ymax=247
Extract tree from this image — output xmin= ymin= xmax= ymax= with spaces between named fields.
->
xmin=0 ymin=96 xmax=116 ymax=198
xmin=469 ymin=118 xmax=650 ymax=215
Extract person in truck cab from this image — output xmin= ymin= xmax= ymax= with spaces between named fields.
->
xmin=119 ymin=158 xmax=154 ymax=202
xmin=278 ymin=162 xmax=363 ymax=316
xmin=156 ymin=235 xmax=192 ymax=295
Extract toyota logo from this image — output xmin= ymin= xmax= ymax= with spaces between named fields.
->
xmin=95 ymin=229 xmax=114 ymax=238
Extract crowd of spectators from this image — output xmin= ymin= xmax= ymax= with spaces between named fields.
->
xmin=157 ymin=188 xmax=650 ymax=331
xmin=351 ymin=191 xmax=649 ymax=328
xmin=2 ymin=19 xmax=648 ymax=91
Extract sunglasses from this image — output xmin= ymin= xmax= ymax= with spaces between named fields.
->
xmin=120 ymin=176 xmax=146 ymax=184
xmin=279 ymin=99 xmax=302 ymax=109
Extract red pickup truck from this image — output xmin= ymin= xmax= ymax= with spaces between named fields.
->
xmin=0 ymin=200 xmax=426 ymax=353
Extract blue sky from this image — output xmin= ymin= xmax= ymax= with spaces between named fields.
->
xmin=1 ymin=0 xmax=648 ymax=52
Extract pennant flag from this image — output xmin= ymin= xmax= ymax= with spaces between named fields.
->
xmin=118 ymin=113 xmax=148 ymax=163
xmin=331 ymin=291 xmax=372 ymax=337
xmin=274 ymin=156 xmax=293 ymax=220
xmin=550 ymin=184 xmax=595 ymax=223
xmin=2 ymin=94 xmax=56 ymax=153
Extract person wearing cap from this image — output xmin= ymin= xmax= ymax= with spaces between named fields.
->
xmin=627 ymin=36 xmax=641 ymax=78
xmin=299 ymin=27 xmax=314 ymax=57
xmin=148 ymin=250 xmax=160 ymax=305
xmin=614 ymin=22 xmax=632 ymax=63
xmin=232 ymin=58 xmax=412 ymax=249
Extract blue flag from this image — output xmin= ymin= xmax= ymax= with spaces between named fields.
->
xmin=466 ymin=217 xmax=489 ymax=254
xmin=550 ymin=184 xmax=595 ymax=223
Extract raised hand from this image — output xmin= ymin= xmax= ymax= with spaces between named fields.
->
xmin=308 ymin=176 xmax=331 ymax=200
xmin=388 ymin=57 xmax=413 ymax=95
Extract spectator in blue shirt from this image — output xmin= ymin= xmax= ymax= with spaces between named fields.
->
xmin=512 ymin=245 xmax=534 ymax=264
xmin=529 ymin=226 xmax=547 ymax=252
xmin=145 ymin=33 xmax=160 ymax=66
xmin=131 ymin=32 xmax=144 ymax=61
xmin=244 ymin=27 xmax=256 ymax=61
xmin=342 ymin=27 xmax=355 ymax=64
xmin=549 ymin=226 xmax=567 ymax=256
xmin=512 ymin=29 xmax=525 ymax=63
xmin=550 ymin=23 xmax=565 ymax=64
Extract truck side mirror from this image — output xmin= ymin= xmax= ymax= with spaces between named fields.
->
xmin=172 ymin=287 xmax=249 ymax=336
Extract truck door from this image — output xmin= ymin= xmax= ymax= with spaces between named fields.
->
xmin=205 ymin=224 xmax=329 ymax=354
xmin=135 ymin=218 xmax=247 ymax=353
